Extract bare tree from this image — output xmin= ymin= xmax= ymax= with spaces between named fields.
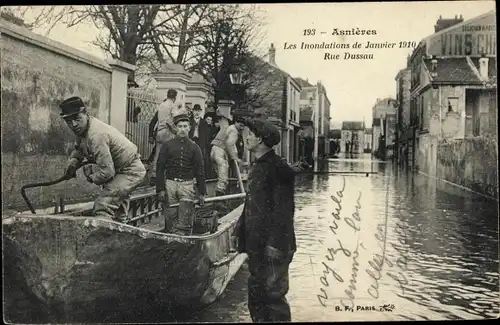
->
xmin=188 ymin=4 xmax=278 ymax=112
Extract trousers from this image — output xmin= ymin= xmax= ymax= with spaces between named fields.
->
xmin=210 ymin=145 xmax=229 ymax=193
xmin=93 ymin=158 xmax=147 ymax=221
xmin=150 ymin=128 xmax=175 ymax=178
xmin=164 ymin=179 xmax=196 ymax=235
xmin=247 ymin=253 xmax=293 ymax=323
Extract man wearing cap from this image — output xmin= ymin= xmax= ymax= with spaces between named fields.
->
xmin=210 ymin=109 xmax=247 ymax=197
xmin=233 ymin=118 xmax=296 ymax=322
xmin=60 ymin=96 xmax=147 ymax=222
xmin=156 ymin=113 xmax=206 ymax=235
xmin=149 ymin=89 xmax=182 ymax=185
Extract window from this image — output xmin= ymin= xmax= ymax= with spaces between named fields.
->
xmin=447 ymin=97 xmax=458 ymax=113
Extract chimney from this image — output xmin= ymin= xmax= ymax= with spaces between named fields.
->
xmin=434 ymin=14 xmax=464 ymax=33
xmin=431 ymin=56 xmax=438 ymax=78
xmin=479 ymin=54 xmax=489 ymax=81
xmin=269 ymin=43 xmax=276 ymax=65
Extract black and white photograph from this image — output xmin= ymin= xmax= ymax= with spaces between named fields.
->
xmin=1 ymin=1 xmax=498 ymax=323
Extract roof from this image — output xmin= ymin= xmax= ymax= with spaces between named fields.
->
xmin=424 ymin=10 xmax=494 ymax=42
xmin=372 ymin=118 xmax=381 ymax=126
xmin=295 ymin=77 xmax=313 ymax=88
xmin=423 ymin=57 xmax=482 ymax=84
xmin=341 ymin=121 xmax=364 ymax=130
xmin=469 ymin=57 xmax=497 ymax=82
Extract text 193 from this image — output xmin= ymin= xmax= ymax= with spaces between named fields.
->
xmin=303 ymin=29 xmax=316 ymax=36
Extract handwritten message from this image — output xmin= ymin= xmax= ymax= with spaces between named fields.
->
xmin=316 ymin=176 xmax=409 ymax=311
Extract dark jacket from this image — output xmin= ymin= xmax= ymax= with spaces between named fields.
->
xmin=188 ymin=116 xmax=210 ymax=155
xmin=234 ymin=150 xmax=296 ymax=258
xmin=155 ymin=137 xmax=206 ymax=195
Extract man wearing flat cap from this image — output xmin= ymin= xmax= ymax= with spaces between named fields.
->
xmin=233 ymin=118 xmax=296 ymax=322
xmin=156 ymin=113 xmax=206 ymax=235
xmin=60 ymin=96 xmax=147 ymax=222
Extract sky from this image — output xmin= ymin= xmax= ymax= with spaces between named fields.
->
xmin=23 ymin=1 xmax=496 ymax=125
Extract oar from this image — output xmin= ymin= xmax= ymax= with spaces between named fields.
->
xmin=232 ymin=159 xmax=246 ymax=194
xmin=164 ymin=192 xmax=247 ymax=209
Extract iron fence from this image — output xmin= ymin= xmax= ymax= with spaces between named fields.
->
xmin=125 ymin=89 xmax=162 ymax=161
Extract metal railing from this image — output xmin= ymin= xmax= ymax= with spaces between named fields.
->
xmin=125 ymin=89 xmax=162 ymax=160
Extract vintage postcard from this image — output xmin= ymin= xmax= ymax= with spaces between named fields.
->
xmin=1 ymin=1 xmax=498 ymax=323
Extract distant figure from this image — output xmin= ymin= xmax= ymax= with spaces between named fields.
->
xmin=204 ymin=112 xmax=219 ymax=179
xmin=189 ymin=104 xmax=210 ymax=155
xmin=234 ymin=118 xmax=296 ymax=322
xmin=60 ymin=96 xmax=146 ymax=222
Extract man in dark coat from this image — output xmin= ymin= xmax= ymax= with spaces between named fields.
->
xmin=203 ymin=111 xmax=218 ymax=179
xmin=188 ymin=104 xmax=212 ymax=178
xmin=188 ymin=104 xmax=209 ymax=151
xmin=233 ymin=118 xmax=296 ymax=322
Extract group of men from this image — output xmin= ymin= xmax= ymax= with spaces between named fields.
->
xmin=58 ymin=91 xmax=296 ymax=322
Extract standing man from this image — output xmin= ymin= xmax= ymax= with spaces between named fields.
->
xmin=210 ymin=110 xmax=246 ymax=196
xmin=150 ymin=89 xmax=178 ymax=185
xmin=156 ymin=113 xmax=206 ymax=235
xmin=189 ymin=104 xmax=210 ymax=157
xmin=60 ymin=96 xmax=147 ymax=222
xmin=233 ymin=118 xmax=296 ymax=322
xmin=204 ymin=111 xmax=218 ymax=179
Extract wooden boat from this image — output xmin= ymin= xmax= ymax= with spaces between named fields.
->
xmin=3 ymin=178 xmax=248 ymax=323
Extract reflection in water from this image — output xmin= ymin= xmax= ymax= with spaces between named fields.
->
xmin=191 ymin=154 xmax=498 ymax=322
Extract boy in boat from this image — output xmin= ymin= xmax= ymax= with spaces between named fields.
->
xmin=210 ymin=108 xmax=247 ymax=197
xmin=156 ymin=113 xmax=206 ymax=235
xmin=149 ymin=89 xmax=184 ymax=185
xmin=233 ymin=118 xmax=296 ymax=322
xmin=60 ymin=96 xmax=147 ymax=222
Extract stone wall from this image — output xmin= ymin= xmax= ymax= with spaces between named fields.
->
xmin=1 ymin=20 xmax=115 ymax=211
xmin=437 ymin=136 xmax=498 ymax=198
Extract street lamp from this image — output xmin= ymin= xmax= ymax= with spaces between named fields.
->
xmin=229 ymin=68 xmax=243 ymax=85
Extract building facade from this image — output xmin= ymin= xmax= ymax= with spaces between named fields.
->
xmin=395 ymin=66 xmax=412 ymax=167
xmin=247 ymin=44 xmax=302 ymax=163
xmin=405 ymin=10 xmax=497 ymax=197
xmin=296 ymin=78 xmax=332 ymax=169
xmin=371 ymin=97 xmax=397 ymax=156
xmin=341 ymin=121 xmax=365 ymax=154
xmin=364 ymin=128 xmax=373 ymax=153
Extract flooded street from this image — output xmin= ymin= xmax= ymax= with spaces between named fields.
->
xmin=189 ymin=154 xmax=499 ymax=322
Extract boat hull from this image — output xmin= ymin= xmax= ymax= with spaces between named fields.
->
xmin=3 ymin=180 xmax=247 ymax=323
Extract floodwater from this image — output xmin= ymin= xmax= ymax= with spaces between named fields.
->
xmin=188 ymin=153 xmax=499 ymax=322
xmin=4 ymin=154 xmax=498 ymax=323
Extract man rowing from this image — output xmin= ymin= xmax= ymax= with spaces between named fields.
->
xmin=61 ymin=96 xmax=146 ymax=222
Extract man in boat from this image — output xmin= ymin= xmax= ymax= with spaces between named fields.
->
xmin=233 ymin=118 xmax=296 ymax=322
xmin=149 ymin=89 xmax=184 ymax=185
xmin=156 ymin=113 xmax=206 ymax=235
xmin=210 ymin=108 xmax=247 ymax=197
xmin=61 ymin=96 xmax=147 ymax=222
